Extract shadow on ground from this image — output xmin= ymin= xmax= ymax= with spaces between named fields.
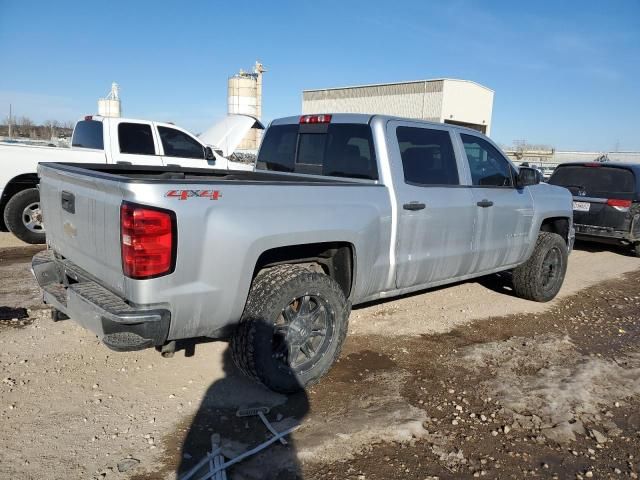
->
xmin=572 ymin=239 xmax=637 ymax=257
xmin=133 ymin=345 xmax=309 ymax=480
xmin=353 ymin=239 xmax=638 ymax=311
xmin=354 ymin=269 xmax=519 ymax=311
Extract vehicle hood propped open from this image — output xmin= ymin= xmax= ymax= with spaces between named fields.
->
xmin=199 ymin=114 xmax=265 ymax=157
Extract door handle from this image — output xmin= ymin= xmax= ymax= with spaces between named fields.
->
xmin=476 ymin=199 xmax=494 ymax=208
xmin=403 ymin=202 xmax=426 ymax=211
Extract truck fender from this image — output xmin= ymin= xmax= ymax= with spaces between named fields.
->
xmin=524 ymin=216 xmax=572 ymax=260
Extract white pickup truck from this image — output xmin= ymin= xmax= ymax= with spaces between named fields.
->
xmin=0 ymin=114 xmax=260 ymax=244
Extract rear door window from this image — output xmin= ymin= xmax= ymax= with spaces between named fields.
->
xmin=396 ymin=127 xmax=459 ymax=185
xmin=158 ymin=126 xmax=205 ymax=159
xmin=72 ymin=120 xmax=104 ymax=150
xmin=118 ymin=123 xmax=156 ymax=155
xmin=549 ymin=166 xmax=636 ymax=198
xmin=256 ymin=123 xmax=378 ymax=180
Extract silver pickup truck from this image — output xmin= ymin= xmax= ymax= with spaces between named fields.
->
xmin=32 ymin=114 xmax=574 ymax=392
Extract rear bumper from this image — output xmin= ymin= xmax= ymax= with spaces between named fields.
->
xmin=574 ymin=223 xmax=637 ymax=243
xmin=31 ymin=250 xmax=170 ymax=351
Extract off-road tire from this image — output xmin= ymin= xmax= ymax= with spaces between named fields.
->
xmin=231 ymin=264 xmax=349 ymax=393
xmin=512 ymin=232 xmax=568 ymax=302
xmin=4 ymin=188 xmax=45 ymax=244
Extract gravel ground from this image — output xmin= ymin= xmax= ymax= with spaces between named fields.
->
xmin=1 ymin=235 xmax=639 ymax=479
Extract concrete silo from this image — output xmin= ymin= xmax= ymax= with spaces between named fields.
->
xmin=227 ymin=61 xmax=266 ymax=150
xmin=98 ymin=82 xmax=122 ymax=117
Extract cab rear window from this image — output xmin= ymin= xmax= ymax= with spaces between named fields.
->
xmin=549 ymin=165 xmax=636 ymax=198
xmin=72 ymin=120 xmax=104 ymax=150
xmin=256 ymin=123 xmax=378 ymax=180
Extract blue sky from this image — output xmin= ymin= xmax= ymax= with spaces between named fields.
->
xmin=1 ymin=0 xmax=638 ymax=151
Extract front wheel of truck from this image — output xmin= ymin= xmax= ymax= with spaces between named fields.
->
xmin=512 ymin=232 xmax=568 ymax=302
xmin=231 ymin=264 xmax=349 ymax=393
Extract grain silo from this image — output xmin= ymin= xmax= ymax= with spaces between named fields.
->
xmin=227 ymin=61 xmax=266 ymax=150
xmin=97 ymin=82 xmax=121 ymax=117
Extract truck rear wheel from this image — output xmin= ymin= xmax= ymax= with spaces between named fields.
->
xmin=512 ymin=232 xmax=568 ymax=302
xmin=4 ymin=188 xmax=46 ymax=244
xmin=231 ymin=264 xmax=349 ymax=393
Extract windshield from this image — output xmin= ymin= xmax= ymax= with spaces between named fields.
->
xmin=548 ymin=165 xmax=636 ymax=198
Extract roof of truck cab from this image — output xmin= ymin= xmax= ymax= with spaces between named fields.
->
xmin=80 ymin=115 xmax=180 ymax=129
xmin=271 ymin=114 xmax=492 ymax=137
xmin=272 ymin=114 xmax=374 ymax=125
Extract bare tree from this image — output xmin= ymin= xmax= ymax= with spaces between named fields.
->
xmin=1 ymin=116 xmax=75 ymax=139
xmin=18 ymin=116 xmax=33 ymax=128
xmin=43 ymin=120 xmax=61 ymax=139
xmin=11 ymin=117 xmax=31 ymax=137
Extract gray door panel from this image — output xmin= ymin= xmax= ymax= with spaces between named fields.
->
xmin=469 ymin=188 xmax=534 ymax=272
xmin=396 ymin=187 xmax=476 ymax=288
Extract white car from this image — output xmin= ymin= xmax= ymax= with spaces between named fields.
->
xmin=0 ymin=114 xmax=261 ymax=243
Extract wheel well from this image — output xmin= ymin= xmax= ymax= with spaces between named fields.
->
xmin=540 ymin=217 xmax=570 ymax=244
xmin=0 ymin=174 xmax=39 ymax=231
xmin=254 ymin=242 xmax=355 ymax=299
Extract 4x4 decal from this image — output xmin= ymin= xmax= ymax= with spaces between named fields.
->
xmin=166 ymin=190 xmax=222 ymax=200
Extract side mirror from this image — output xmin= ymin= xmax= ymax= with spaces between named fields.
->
xmin=205 ymin=146 xmax=215 ymax=161
xmin=516 ymin=167 xmax=540 ymax=188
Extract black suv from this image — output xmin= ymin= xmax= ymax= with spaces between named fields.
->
xmin=548 ymin=162 xmax=640 ymax=255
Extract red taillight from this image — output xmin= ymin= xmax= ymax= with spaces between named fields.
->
xmin=299 ymin=114 xmax=332 ymax=124
xmin=584 ymin=162 xmax=601 ymax=167
xmin=606 ymin=199 xmax=632 ymax=208
xmin=121 ymin=202 xmax=176 ymax=279
xmin=84 ymin=115 xmax=93 ymax=121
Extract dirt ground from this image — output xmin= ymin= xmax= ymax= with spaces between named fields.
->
xmin=0 ymin=233 xmax=29 ymax=249
xmin=1 ymin=232 xmax=640 ymax=479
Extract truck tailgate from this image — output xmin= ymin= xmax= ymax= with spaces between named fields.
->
xmin=38 ymin=164 xmax=126 ymax=295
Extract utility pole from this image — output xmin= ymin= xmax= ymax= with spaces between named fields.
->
xmin=8 ymin=104 xmax=12 ymax=138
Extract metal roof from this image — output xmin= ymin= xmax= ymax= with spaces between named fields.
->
xmin=303 ymin=78 xmax=494 ymax=94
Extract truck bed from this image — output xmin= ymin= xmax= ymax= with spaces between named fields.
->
xmin=42 ymin=162 xmax=378 ymax=185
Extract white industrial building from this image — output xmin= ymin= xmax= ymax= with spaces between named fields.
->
xmin=504 ymin=148 xmax=640 ymax=165
xmin=302 ymin=78 xmax=494 ymax=134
